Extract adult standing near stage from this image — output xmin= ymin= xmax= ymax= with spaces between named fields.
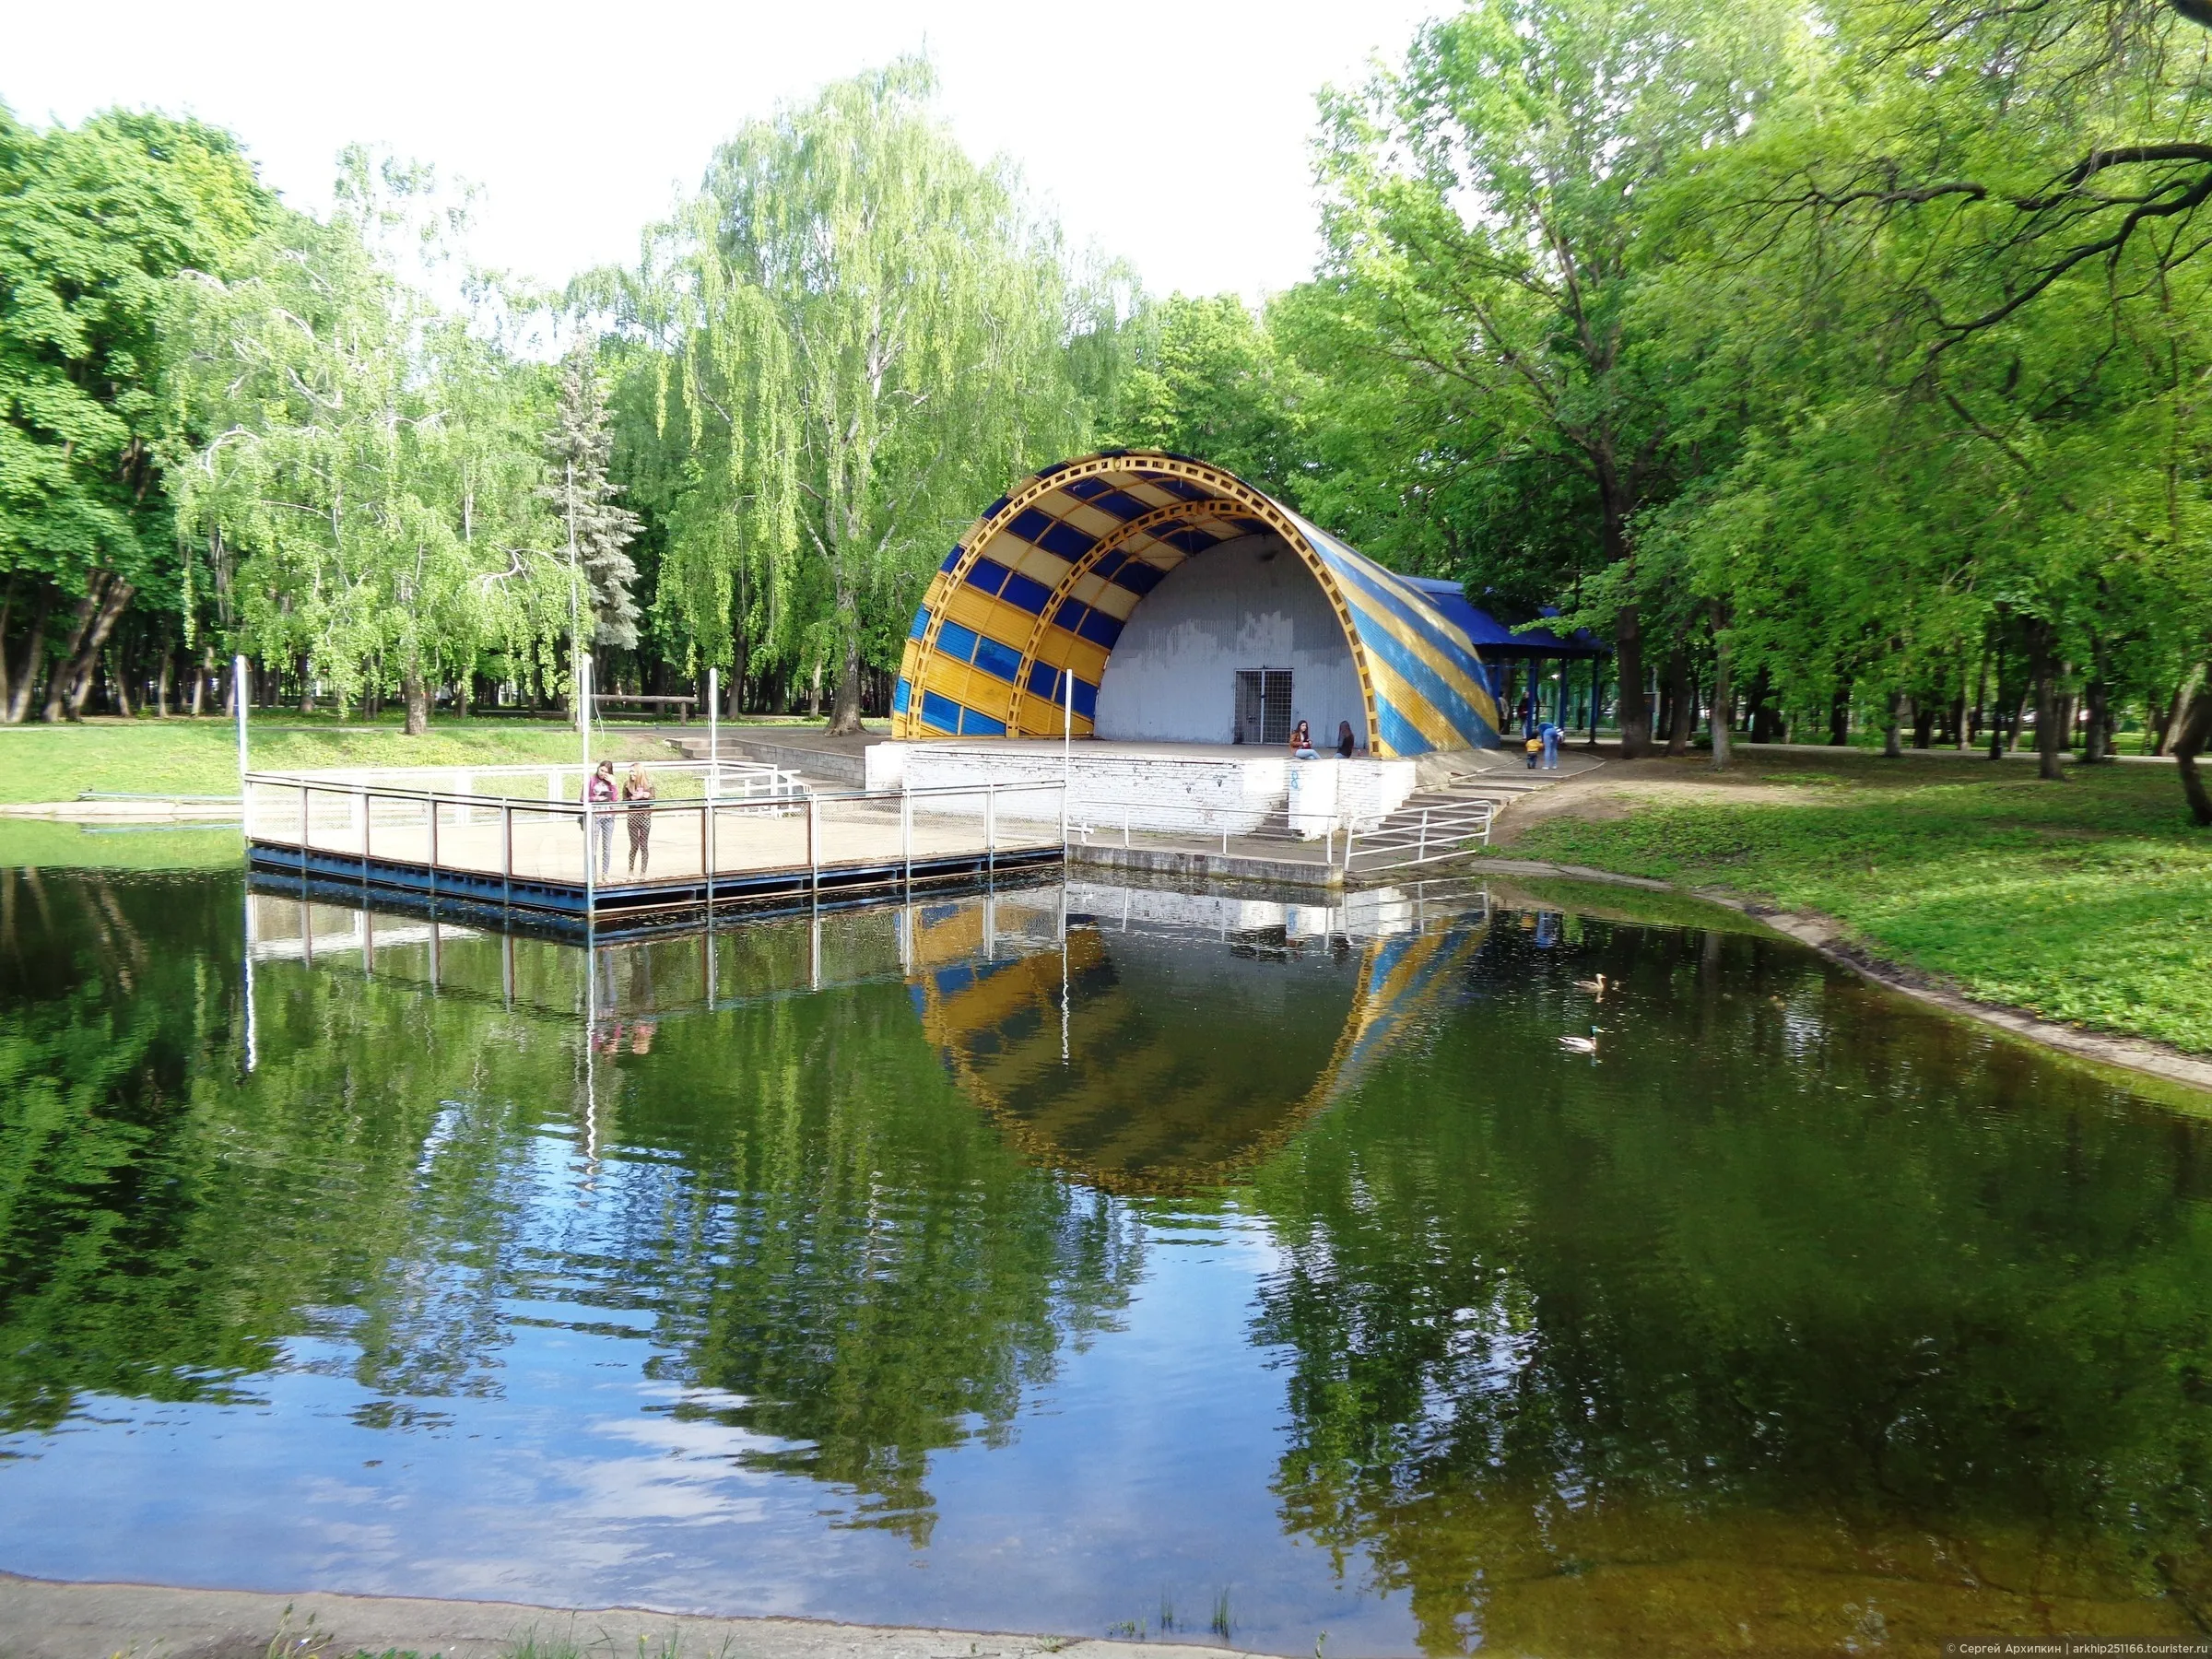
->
xmin=586 ymin=759 xmax=618 ymax=877
xmin=622 ymin=761 xmax=656 ymax=876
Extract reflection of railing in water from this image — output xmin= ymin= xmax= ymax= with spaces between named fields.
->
xmin=242 ymin=884 xmax=1072 ymax=1029
xmin=243 ymin=763 xmax=1071 ymax=916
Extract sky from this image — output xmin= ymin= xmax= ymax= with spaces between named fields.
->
xmin=4 ymin=0 xmax=1442 ymax=303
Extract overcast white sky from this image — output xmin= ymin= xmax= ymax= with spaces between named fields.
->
xmin=5 ymin=0 xmax=1441 ymax=303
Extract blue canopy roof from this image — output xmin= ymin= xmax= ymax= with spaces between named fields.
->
xmin=1401 ymin=578 xmax=1609 ymax=659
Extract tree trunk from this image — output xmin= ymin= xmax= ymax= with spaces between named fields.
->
xmin=1665 ymin=648 xmax=1692 ymax=757
xmin=41 ymin=583 xmax=103 ymax=723
xmin=1912 ymin=700 xmax=1936 ymax=749
xmin=106 ymin=652 xmax=132 ymax=719
xmin=2028 ymin=623 xmax=2064 ymax=781
xmin=1884 ymin=692 xmax=1909 ymax=759
xmin=2160 ymin=666 xmax=2202 ymax=757
xmin=155 ymin=646 xmax=172 ymax=718
xmin=2082 ymin=679 xmax=2111 ymax=762
xmin=1615 ymin=606 xmax=1651 ymax=757
xmin=402 ymin=664 xmax=429 ymax=736
xmin=1709 ymin=617 xmax=1734 ymax=772
xmin=2173 ymin=676 xmax=2212 ymax=827
xmin=827 ymin=635 xmax=865 ymax=736
xmin=727 ymin=629 xmax=748 ymax=721
xmin=47 ymin=576 xmax=134 ymax=723
xmin=3 ymin=593 xmax=39 ymax=725
xmin=1828 ymin=688 xmax=1850 ymax=746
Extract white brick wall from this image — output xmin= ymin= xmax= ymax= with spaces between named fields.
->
xmin=862 ymin=741 xmax=1419 ymax=835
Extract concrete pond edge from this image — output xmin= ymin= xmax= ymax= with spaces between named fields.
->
xmin=1468 ymin=854 xmax=2212 ymax=1098
xmin=0 ymin=1571 xmax=1238 ymax=1659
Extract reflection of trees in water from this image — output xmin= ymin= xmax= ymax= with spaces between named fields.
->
xmin=1249 ymin=923 xmax=2212 ymax=1654
xmin=0 ymin=877 xmax=1141 ymax=1541
xmin=601 ymin=986 xmax=1144 ymax=1541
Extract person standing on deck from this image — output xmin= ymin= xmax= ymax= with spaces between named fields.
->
xmin=622 ymin=762 xmax=656 ymax=876
xmin=585 ymin=760 xmax=618 ymax=878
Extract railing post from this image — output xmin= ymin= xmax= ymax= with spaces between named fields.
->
xmin=360 ymin=784 xmax=371 ymax=888
xmin=1418 ymin=808 xmax=1429 ymax=861
xmin=428 ymin=795 xmax=440 ymax=899
xmin=1124 ymin=805 xmax=1130 ymax=849
xmin=986 ymin=782 xmax=996 ymax=877
xmin=706 ymin=797 xmax=718 ymax=909
xmin=806 ymin=794 xmax=819 ymax=894
xmin=901 ymin=782 xmax=912 ymax=889
xmin=299 ymin=783 xmax=309 ymax=868
xmin=501 ymin=802 xmax=513 ymax=905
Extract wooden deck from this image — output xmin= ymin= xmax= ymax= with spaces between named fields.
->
xmin=244 ymin=765 xmax=1067 ymax=919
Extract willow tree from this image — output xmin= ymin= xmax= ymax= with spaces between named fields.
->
xmin=666 ymin=60 xmax=1081 ymax=732
xmin=167 ymin=151 xmax=563 ymax=729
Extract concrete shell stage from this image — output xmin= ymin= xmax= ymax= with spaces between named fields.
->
xmin=890 ymin=452 xmax=1504 ymax=759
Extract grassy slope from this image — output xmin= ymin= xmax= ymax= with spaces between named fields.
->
xmin=1487 ymin=753 xmax=2212 ymax=1054
xmin=0 ymin=717 xmax=765 ymax=804
xmin=0 ymin=819 xmax=242 ymax=871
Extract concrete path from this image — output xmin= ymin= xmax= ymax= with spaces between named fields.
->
xmin=0 ymin=1574 xmax=1233 ymax=1659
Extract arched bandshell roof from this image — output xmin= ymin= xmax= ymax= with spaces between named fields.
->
xmin=890 ymin=451 xmax=1503 ymax=757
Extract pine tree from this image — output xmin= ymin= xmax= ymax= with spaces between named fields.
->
xmin=543 ymin=342 xmax=641 ymax=653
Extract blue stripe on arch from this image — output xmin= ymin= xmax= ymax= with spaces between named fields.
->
xmin=1374 ymin=700 xmax=1437 ymax=759
xmin=1347 ymin=594 xmax=1500 ymax=751
xmin=892 ymin=677 xmax=912 ymax=715
xmin=1000 ymin=572 xmax=1052 ymax=615
xmin=1006 ymin=507 xmax=1053 ymax=546
xmin=971 ymin=635 xmax=1023 ymax=683
xmin=935 ymin=620 xmax=982 ymax=663
xmin=919 ymin=690 xmax=960 ymax=734
xmin=1038 ymin=520 xmax=1096 ymax=561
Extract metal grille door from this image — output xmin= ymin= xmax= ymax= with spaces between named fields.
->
xmin=1235 ymin=669 xmax=1295 ymax=744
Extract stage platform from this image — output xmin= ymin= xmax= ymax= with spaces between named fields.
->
xmin=861 ymin=737 xmax=1432 ymax=840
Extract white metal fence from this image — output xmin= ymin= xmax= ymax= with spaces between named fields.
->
xmin=244 ymin=763 xmax=1067 ymax=898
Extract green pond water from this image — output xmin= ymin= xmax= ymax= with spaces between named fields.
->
xmin=4 ymin=857 xmax=2212 ymax=1656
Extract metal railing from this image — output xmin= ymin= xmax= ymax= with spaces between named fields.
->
xmin=242 ymin=765 xmax=1067 ymax=900
xmin=1066 ymin=793 xmax=1496 ymax=871
xmin=1338 ymin=798 xmax=1497 ymax=871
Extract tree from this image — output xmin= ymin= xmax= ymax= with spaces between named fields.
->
xmin=541 ymin=341 xmax=641 ymax=661
xmin=1290 ymin=0 xmax=1801 ymax=757
xmin=0 ymin=106 xmax=275 ymax=722
xmin=166 ymin=150 xmax=564 ymax=733
xmin=658 ymin=59 xmax=1086 ymax=733
xmin=1100 ymin=294 xmax=1312 ymax=505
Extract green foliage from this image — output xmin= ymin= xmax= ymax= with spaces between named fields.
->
xmin=0 ymin=105 xmax=275 ymax=598
xmin=623 ymin=61 xmax=1089 ymax=724
xmin=1100 ymin=294 xmax=1312 ymax=507
xmin=164 ymin=151 xmax=568 ymax=717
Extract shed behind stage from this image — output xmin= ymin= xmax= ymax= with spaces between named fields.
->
xmin=892 ymin=451 xmax=1506 ymax=758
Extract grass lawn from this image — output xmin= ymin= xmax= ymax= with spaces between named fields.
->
xmin=0 ymin=819 xmax=242 ymax=871
xmin=0 ymin=714 xmax=832 ymax=805
xmin=1486 ymin=749 xmax=2212 ymax=1055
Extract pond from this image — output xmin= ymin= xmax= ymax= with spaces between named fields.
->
xmin=3 ymin=860 xmax=2210 ymax=1656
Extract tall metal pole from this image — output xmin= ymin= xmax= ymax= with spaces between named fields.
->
xmin=707 ymin=666 xmax=720 ymax=801
xmin=1063 ymin=668 xmax=1073 ymax=779
xmin=233 ymin=654 xmax=250 ymax=797
xmin=578 ymin=650 xmax=593 ymax=776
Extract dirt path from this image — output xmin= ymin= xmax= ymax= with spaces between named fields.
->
xmin=0 ymin=1573 xmax=1233 ymax=1659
